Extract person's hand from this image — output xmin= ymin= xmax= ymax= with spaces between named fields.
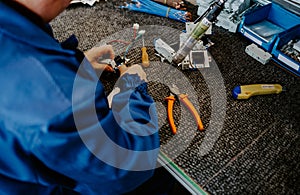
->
xmin=118 ymin=64 xmax=147 ymax=81
xmin=107 ymin=64 xmax=147 ymax=108
xmin=84 ymin=45 xmax=115 ymax=72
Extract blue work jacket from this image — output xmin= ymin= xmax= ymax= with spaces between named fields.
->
xmin=0 ymin=1 xmax=159 ymax=194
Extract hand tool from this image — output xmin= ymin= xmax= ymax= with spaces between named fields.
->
xmin=113 ymin=55 xmax=129 ymax=74
xmin=141 ymin=34 xmax=150 ymax=67
xmin=165 ymin=84 xmax=204 ymax=134
xmin=98 ymin=59 xmax=116 ymax=68
xmin=232 ymin=84 xmax=283 ymax=100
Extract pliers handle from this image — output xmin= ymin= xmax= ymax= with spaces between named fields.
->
xmin=165 ymin=94 xmax=204 ymax=134
xmin=165 ymin=95 xmax=177 ymax=134
xmin=179 ymin=94 xmax=204 ymax=131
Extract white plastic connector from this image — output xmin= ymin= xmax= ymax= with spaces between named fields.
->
xmin=245 ymin=43 xmax=272 ymax=65
xmin=154 ymin=38 xmax=176 ymax=63
xmin=138 ymin=30 xmax=146 ymax=35
xmin=133 ymin=23 xmax=139 ymax=30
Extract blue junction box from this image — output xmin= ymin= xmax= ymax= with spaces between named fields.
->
xmin=238 ymin=3 xmax=300 ymax=52
xmin=272 ymin=24 xmax=300 ymax=77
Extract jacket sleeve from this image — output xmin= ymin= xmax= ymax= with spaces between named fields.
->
xmin=31 ymin=58 xmax=160 ymax=194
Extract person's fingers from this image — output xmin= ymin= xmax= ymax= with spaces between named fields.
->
xmin=85 ymin=45 xmax=115 ymax=62
xmin=118 ymin=65 xmax=128 ymax=75
xmin=92 ymin=63 xmax=114 ymax=72
xmin=98 ymin=45 xmax=115 ymax=60
xmin=119 ymin=64 xmax=147 ymax=81
xmin=106 ymin=45 xmax=115 ymax=60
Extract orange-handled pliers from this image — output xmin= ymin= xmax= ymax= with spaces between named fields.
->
xmin=165 ymin=84 xmax=204 ymax=134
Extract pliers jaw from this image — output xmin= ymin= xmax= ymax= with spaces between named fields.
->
xmin=169 ymin=84 xmax=181 ymax=96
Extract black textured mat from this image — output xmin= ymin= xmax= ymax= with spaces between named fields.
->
xmin=51 ymin=1 xmax=300 ymax=194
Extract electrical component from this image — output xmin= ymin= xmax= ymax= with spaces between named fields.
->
xmin=133 ymin=23 xmax=140 ymax=39
xmin=197 ymin=0 xmax=256 ymax=33
xmin=180 ymin=50 xmax=210 ymax=70
xmin=245 ymin=43 xmax=272 ymax=65
xmin=179 ymin=23 xmax=211 ymax=70
xmin=172 ymin=0 xmax=226 ymax=64
xmin=133 ymin=23 xmax=139 ymax=30
xmin=114 ymin=55 xmax=126 ymax=67
xmin=190 ymin=50 xmax=210 ymax=68
xmin=154 ymin=31 xmax=211 ymax=70
xmin=154 ymin=38 xmax=176 ymax=63
xmin=113 ymin=55 xmax=130 ymax=74
xmin=293 ymin=40 xmax=300 ymax=52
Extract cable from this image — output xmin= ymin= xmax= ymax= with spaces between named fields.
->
xmin=123 ymin=30 xmax=145 ymax=59
xmin=120 ymin=0 xmax=191 ymax=22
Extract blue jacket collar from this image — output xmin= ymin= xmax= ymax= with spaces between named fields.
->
xmin=0 ymin=1 xmax=65 ymax=52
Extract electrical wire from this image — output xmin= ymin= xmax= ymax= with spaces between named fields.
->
xmin=123 ymin=30 xmax=144 ymax=58
xmin=152 ymin=0 xmax=187 ymax=10
xmin=120 ymin=0 xmax=192 ymax=22
xmin=106 ymin=40 xmax=131 ymax=45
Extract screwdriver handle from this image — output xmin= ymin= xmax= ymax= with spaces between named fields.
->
xmin=179 ymin=94 xmax=204 ymax=131
xmin=141 ymin=47 xmax=150 ymax=67
xmin=165 ymin=95 xmax=177 ymax=134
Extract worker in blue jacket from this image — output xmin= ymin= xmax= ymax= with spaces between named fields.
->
xmin=0 ymin=0 xmax=161 ymax=194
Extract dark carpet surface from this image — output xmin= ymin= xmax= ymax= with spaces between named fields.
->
xmin=50 ymin=1 xmax=300 ymax=194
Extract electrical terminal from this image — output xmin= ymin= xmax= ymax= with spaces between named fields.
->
xmin=138 ymin=30 xmax=145 ymax=36
xmin=133 ymin=23 xmax=140 ymax=30
xmin=133 ymin=23 xmax=139 ymax=39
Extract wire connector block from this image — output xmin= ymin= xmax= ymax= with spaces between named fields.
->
xmin=133 ymin=23 xmax=140 ymax=30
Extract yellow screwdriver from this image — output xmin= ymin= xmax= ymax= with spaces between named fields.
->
xmin=232 ymin=84 xmax=283 ymax=100
xmin=141 ymin=33 xmax=149 ymax=67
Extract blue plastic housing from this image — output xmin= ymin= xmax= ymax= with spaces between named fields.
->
xmin=272 ymin=24 xmax=300 ymax=77
xmin=238 ymin=3 xmax=300 ymax=52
